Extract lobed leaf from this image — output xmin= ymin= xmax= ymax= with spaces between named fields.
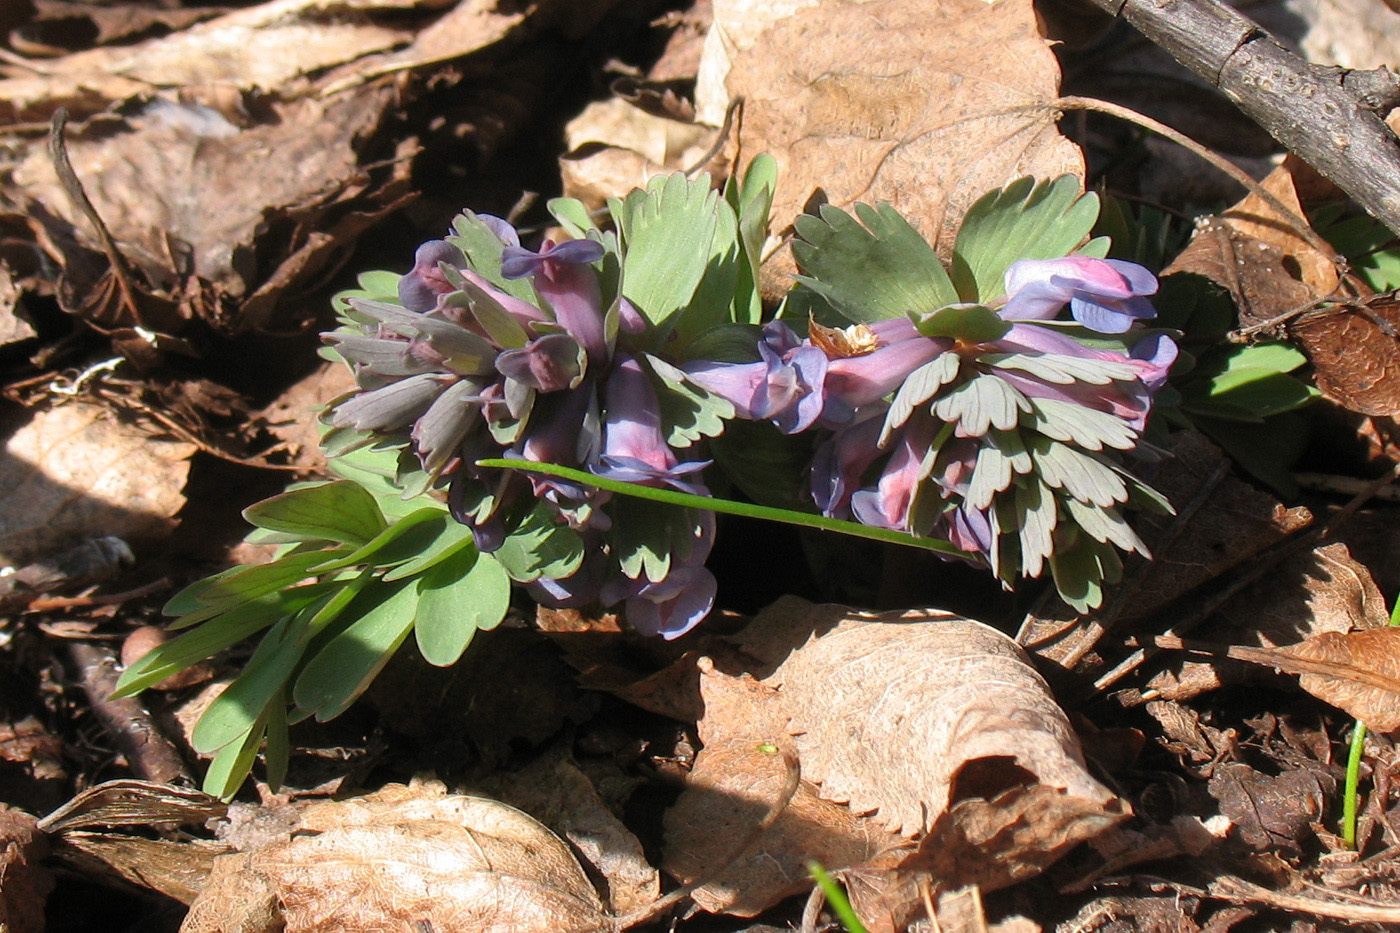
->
xmin=792 ymin=202 xmax=958 ymax=323
xmin=951 ymin=176 xmax=1099 ymax=302
xmin=491 ymin=502 xmax=585 ymax=583
xmin=413 ymin=548 xmax=510 ymax=667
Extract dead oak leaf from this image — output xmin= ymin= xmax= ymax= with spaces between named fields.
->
xmin=182 ymin=783 xmax=609 ymax=933
xmin=0 ymin=402 xmax=195 ymax=567
xmin=726 ymin=0 xmax=1082 ymax=286
xmin=769 ymin=612 xmax=1123 ymax=839
xmin=663 ymin=660 xmax=899 ymax=917
xmin=1290 ymin=297 xmax=1400 ymax=417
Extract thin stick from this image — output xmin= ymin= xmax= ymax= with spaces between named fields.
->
xmin=1054 ymin=96 xmax=1348 ymax=275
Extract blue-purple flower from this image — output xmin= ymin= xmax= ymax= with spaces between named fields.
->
xmin=326 ymin=215 xmax=723 ymax=638
xmin=693 ymin=253 xmax=1176 ymax=606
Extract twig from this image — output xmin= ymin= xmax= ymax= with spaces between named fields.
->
xmin=66 ymin=639 xmax=190 ymax=785
xmin=1055 ymin=96 xmax=1345 ymax=268
xmin=1076 ymin=0 xmax=1400 ymax=239
xmin=1210 ymin=875 xmax=1400 ymax=923
xmin=26 ymin=578 xmax=169 ymax=613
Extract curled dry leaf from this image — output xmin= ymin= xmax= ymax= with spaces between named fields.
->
xmin=770 ymin=611 xmax=1123 ymax=838
xmin=719 ymin=0 xmax=1081 ymax=291
xmin=664 ymin=660 xmax=899 ymax=917
xmin=1290 ymin=297 xmax=1400 ymax=417
xmin=181 ymin=782 xmax=610 ymax=933
xmin=0 ymin=402 xmax=195 ymax=567
xmin=0 ymin=805 xmax=52 ymax=933
xmin=1145 ymin=540 xmax=1389 ymax=702
xmin=663 ymin=599 xmax=1125 ymax=920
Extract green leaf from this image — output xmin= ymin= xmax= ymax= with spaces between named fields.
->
xmin=292 ymin=580 xmax=421 ymax=721
xmin=613 ymin=172 xmax=725 ymax=328
xmin=950 ymin=176 xmax=1099 ymax=302
xmin=202 ymin=715 xmax=267 ymax=800
xmin=1194 ymin=412 xmax=1309 ymax=497
xmin=162 ymin=550 xmax=344 ymax=625
xmin=709 ymin=419 xmax=817 ymax=513
xmin=646 ymin=354 xmax=736 ymax=448
xmin=243 ymin=481 xmax=386 ymax=547
xmin=881 ymin=352 xmax=962 ymax=443
xmin=114 ymin=584 xmax=331 ymax=697
xmin=492 ymin=502 xmax=585 ymax=583
xmin=413 ymin=548 xmax=510 ymax=666
xmin=383 ymin=520 xmax=476 ymax=582
xmin=447 ymin=211 xmax=537 ymax=302
xmin=912 ymin=304 xmax=1010 ymax=342
xmin=792 ymin=202 xmax=957 ymax=322
xmin=262 ymin=697 xmax=290 ymax=791
xmin=308 ymin=508 xmax=450 ymax=575
xmin=191 ymin=614 xmax=310 ymax=754
xmin=547 ymin=197 xmax=600 ymax=238
xmin=727 ymin=153 xmax=778 ymax=326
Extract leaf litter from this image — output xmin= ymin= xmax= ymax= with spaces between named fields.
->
xmin=3 ymin=0 xmax=1400 ymax=930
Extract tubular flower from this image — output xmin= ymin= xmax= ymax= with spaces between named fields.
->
xmin=709 ymin=254 xmax=1176 ymax=610
xmin=325 ymin=214 xmax=726 ymax=638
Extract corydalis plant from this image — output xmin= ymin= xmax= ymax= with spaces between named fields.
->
xmin=687 ymin=178 xmax=1176 ymax=611
xmin=322 ymin=165 xmax=777 ymax=638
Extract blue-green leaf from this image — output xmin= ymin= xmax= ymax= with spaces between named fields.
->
xmin=951 ymin=176 xmax=1099 ymax=302
xmin=192 ymin=615 xmax=310 ymax=754
xmin=793 ymin=202 xmax=957 ymax=322
xmin=613 ymin=172 xmax=725 ymax=328
xmin=491 ymin=502 xmax=585 ymax=582
xmin=413 ymin=548 xmax=510 ymax=667
xmin=243 ymin=481 xmax=386 ymax=547
xmin=292 ymin=580 xmax=421 ymax=721
xmin=202 ymin=714 xmax=267 ymax=799
xmin=447 ymin=211 xmax=537 ymax=303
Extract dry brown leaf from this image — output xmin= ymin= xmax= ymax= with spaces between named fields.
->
xmin=1219 ymin=159 xmax=1340 ymax=299
xmin=0 ymin=402 xmax=195 ymax=567
xmin=1278 ymin=627 xmax=1400 ymax=731
xmin=182 ymin=782 xmax=610 ymax=933
xmin=0 ymin=804 xmax=52 ymax=933
xmin=722 ymin=0 xmax=1081 ymax=290
xmin=1146 ymin=540 xmax=1389 ymax=702
xmin=18 ymin=2 xmax=224 ymax=52
xmin=0 ymin=263 xmax=36 ymax=349
xmin=768 ymin=612 xmax=1122 ymax=839
xmin=13 ymin=88 xmax=403 ymax=330
xmin=480 ymin=747 xmax=660 ymax=916
xmin=1290 ymin=297 xmax=1400 ymax=417
xmin=663 ymin=660 xmax=900 ymax=917
xmin=1017 ymin=431 xmax=1312 ymax=671
xmin=1208 ymin=761 xmax=1331 ymax=853
xmin=0 ymin=0 xmax=413 ymax=120
xmin=560 ymin=97 xmax=715 ymax=211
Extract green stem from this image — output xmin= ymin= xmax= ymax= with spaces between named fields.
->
xmin=474 ymin=458 xmax=969 ymax=558
xmin=808 ymin=862 xmax=869 ymax=933
xmin=1343 ymin=721 xmax=1367 ymax=850
xmin=1339 ymin=585 xmax=1400 ymax=849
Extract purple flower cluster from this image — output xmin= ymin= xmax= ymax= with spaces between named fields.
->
xmin=687 ymin=255 xmax=1176 ymax=591
xmin=326 ymin=217 xmax=719 ymax=638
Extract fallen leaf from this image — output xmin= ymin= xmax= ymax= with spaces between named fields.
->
xmin=1208 ymin=761 xmax=1332 ymax=853
xmin=0 ymin=263 xmax=36 ymax=349
xmin=1017 ymin=432 xmax=1312 ymax=672
xmin=663 ymin=660 xmax=899 ymax=916
xmin=17 ymin=1 xmax=223 ymax=52
xmin=1290 ymin=297 xmax=1400 ymax=417
xmin=1278 ymin=627 xmax=1400 ymax=731
xmin=1145 ymin=541 xmax=1389 ymax=702
xmin=0 ymin=402 xmax=195 ymax=567
xmin=0 ymin=804 xmax=52 ymax=933
xmin=767 ymin=611 xmax=1123 ymax=838
xmin=720 ymin=0 xmax=1082 ymax=293
xmin=181 ymin=782 xmax=611 ymax=933
xmin=660 ymin=599 xmax=1126 ymax=919
xmin=480 ymin=746 xmax=661 ymax=915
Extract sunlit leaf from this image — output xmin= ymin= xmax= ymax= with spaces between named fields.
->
xmin=612 ymin=172 xmax=725 ymax=328
xmin=792 ymin=202 xmax=957 ymax=323
xmin=413 ymin=548 xmax=510 ymax=667
xmin=192 ymin=615 xmax=310 ymax=754
xmin=293 ymin=580 xmax=421 ymax=721
xmin=447 ymin=210 xmax=536 ymax=302
xmin=243 ymin=480 xmax=386 ymax=547
xmin=951 ymin=176 xmax=1099 ymax=302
